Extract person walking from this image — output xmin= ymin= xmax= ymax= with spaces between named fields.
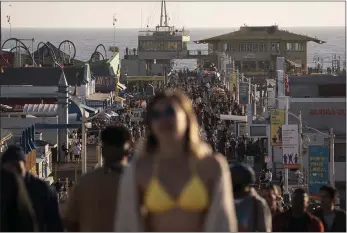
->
xmin=63 ymin=126 xmax=131 ymax=232
xmin=1 ymin=145 xmax=63 ymax=231
xmin=313 ymin=185 xmax=346 ymax=232
xmin=230 ymin=164 xmax=272 ymax=232
xmin=115 ymin=91 xmax=237 ymax=232
xmin=1 ymin=167 xmax=39 ymax=232
xmin=273 ymin=188 xmax=324 ymax=232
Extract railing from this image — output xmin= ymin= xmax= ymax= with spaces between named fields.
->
xmin=188 ymin=50 xmax=213 ymax=56
xmin=138 ymin=30 xmax=189 ymax=37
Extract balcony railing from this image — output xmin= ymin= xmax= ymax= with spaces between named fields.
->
xmin=188 ymin=50 xmax=213 ymax=56
xmin=138 ymin=30 xmax=189 ymax=37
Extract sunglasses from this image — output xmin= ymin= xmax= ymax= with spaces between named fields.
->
xmin=151 ymin=106 xmax=175 ymax=121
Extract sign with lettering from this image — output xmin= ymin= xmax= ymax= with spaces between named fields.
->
xmin=238 ymin=123 xmax=248 ymax=137
xmin=270 ymin=109 xmax=285 ymax=146
xmin=308 ymin=145 xmax=329 ymax=196
xmin=239 ymin=82 xmax=249 ymax=105
xmin=309 ymin=109 xmax=346 ymax=116
xmin=282 ymin=124 xmax=300 ymax=169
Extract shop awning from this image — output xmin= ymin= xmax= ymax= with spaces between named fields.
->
xmin=77 ymin=103 xmax=98 ymax=114
xmin=219 ymin=114 xmax=248 ymax=122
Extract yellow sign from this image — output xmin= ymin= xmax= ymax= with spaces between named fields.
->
xmin=230 ymin=72 xmax=237 ymax=94
xmin=270 ymin=109 xmax=285 ymax=146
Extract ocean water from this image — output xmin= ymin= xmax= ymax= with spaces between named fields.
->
xmin=1 ymin=27 xmax=345 ymax=70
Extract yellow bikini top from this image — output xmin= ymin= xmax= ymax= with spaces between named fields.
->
xmin=144 ymin=158 xmax=209 ymax=213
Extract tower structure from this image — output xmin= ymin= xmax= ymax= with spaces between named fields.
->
xmin=57 ymin=69 xmax=69 ymax=161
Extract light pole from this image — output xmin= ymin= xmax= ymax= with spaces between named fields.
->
xmin=268 ymin=97 xmax=335 ymax=193
xmin=6 ymin=4 xmax=12 ymax=39
xmin=113 ymin=14 xmax=117 ymax=47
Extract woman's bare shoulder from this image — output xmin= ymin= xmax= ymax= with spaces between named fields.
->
xmin=198 ymin=153 xmax=229 ymax=179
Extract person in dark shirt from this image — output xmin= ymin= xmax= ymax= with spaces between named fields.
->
xmin=273 ymin=188 xmax=324 ymax=232
xmin=1 ymin=167 xmax=38 ymax=232
xmin=1 ymin=145 xmax=64 ymax=232
xmin=314 ymin=185 xmax=346 ymax=232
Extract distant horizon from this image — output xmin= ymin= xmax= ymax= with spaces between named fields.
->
xmin=1 ymin=25 xmax=345 ymax=29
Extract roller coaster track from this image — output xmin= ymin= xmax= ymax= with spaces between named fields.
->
xmin=1 ymin=38 xmax=37 ymax=67
xmin=36 ymin=41 xmax=59 ymax=65
xmin=58 ymin=40 xmax=76 ymax=64
xmin=89 ymin=44 xmax=108 ymax=62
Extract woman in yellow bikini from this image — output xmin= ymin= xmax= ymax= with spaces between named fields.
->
xmin=115 ymin=91 xmax=237 ymax=232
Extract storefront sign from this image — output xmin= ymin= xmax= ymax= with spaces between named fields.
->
xmin=282 ymin=124 xmax=300 ymax=169
xmin=270 ymin=109 xmax=285 ymax=146
xmin=309 ymin=109 xmax=346 ymax=116
xmin=239 ymin=82 xmax=249 ymax=105
xmin=238 ymin=123 xmax=248 ymax=137
xmin=95 ymin=76 xmax=115 ymax=87
xmin=309 ymin=145 xmax=329 ymax=196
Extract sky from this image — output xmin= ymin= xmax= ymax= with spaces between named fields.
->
xmin=0 ymin=1 xmax=346 ymax=28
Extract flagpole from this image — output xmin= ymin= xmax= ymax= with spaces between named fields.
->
xmin=113 ymin=14 xmax=117 ymax=47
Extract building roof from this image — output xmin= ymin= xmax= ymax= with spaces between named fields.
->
xmin=86 ymin=93 xmax=112 ymax=101
xmin=195 ymin=26 xmax=326 ymax=44
xmin=0 ymin=128 xmax=13 ymax=141
xmin=0 ymin=67 xmax=86 ymax=86
xmin=23 ymin=104 xmax=58 ymax=114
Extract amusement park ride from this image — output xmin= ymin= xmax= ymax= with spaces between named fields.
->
xmin=0 ymin=37 xmax=111 ymax=68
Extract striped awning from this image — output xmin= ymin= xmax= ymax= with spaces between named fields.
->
xmin=118 ymin=82 xmax=126 ymax=91
xmin=23 ymin=104 xmax=58 ymax=114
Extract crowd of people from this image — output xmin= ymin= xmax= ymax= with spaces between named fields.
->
xmin=0 ymin=68 xmax=346 ymax=232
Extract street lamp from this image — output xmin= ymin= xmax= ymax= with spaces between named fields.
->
xmin=269 ymin=97 xmax=335 ymax=193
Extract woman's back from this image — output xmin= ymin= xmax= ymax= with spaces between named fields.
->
xmin=0 ymin=168 xmax=38 ymax=232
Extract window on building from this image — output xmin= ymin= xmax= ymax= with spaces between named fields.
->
xmin=252 ymin=43 xmax=259 ymax=52
xmin=299 ymin=43 xmax=304 ymax=51
xmin=286 ymin=43 xmax=292 ymax=51
xmin=177 ymin=41 xmax=182 ymax=51
xmin=259 ymin=61 xmax=270 ymax=70
xmin=259 ymin=43 xmax=267 ymax=52
xmin=183 ymin=42 xmax=187 ymax=50
xmin=335 ymin=143 xmax=346 ymax=162
xmin=226 ymin=43 xmax=232 ymax=51
xmin=294 ymin=43 xmax=300 ymax=51
xmin=242 ymin=61 xmax=257 ymax=71
xmin=247 ymin=43 xmax=252 ymax=52
xmin=259 ymin=43 xmax=264 ymax=52
xmin=168 ymin=42 xmax=177 ymax=51
xmin=239 ymin=44 xmax=246 ymax=52
xmin=271 ymin=43 xmax=280 ymax=53
xmin=318 ymin=84 xmax=346 ymax=97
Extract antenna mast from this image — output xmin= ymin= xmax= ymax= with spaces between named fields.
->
xmin=164 ymin=0 xmax=168 ymax=26
xmin=160 ymin=0 xmax=164 ymax=26
xmin=159 ymin=0 xmax=169 ymax=27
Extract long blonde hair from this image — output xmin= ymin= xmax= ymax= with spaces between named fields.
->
xmin=142 ymin=90 xmax=212 ymax=158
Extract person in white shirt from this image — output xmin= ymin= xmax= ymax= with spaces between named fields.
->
xmin=264 ymin=169 xmax=273 ymax=183
xmin=73 ymin=143 xmax=81 ymax=162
